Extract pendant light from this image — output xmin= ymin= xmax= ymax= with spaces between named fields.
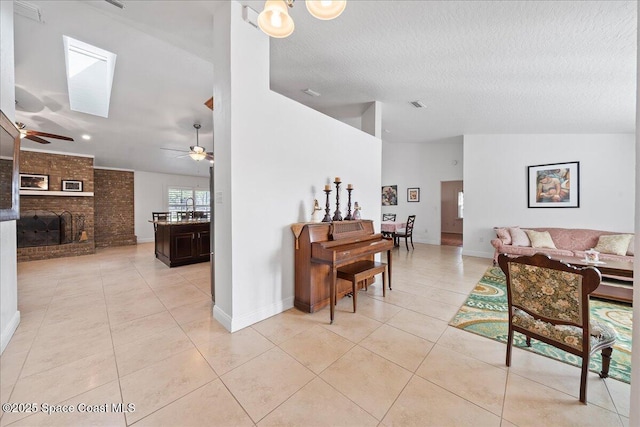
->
xmin=258 ymin=0 xmax=346 ymax=38
xmin=306 ymin=1 xmax=346 ymax=20
xmin=258 ymin=0 xmax=295 ymax=39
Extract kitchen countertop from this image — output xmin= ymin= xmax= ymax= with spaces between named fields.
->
xmin=149 ymin=219 xmax=210 ymax=225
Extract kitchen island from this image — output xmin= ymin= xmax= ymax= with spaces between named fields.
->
xmin=151 ymin=218 xmax=210 ymax=267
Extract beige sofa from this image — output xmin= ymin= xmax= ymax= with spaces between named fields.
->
xmin=491 ymin=227 xmax=634 ymax=265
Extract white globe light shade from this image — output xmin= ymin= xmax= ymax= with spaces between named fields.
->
xmin=258 ymin=1 xmax=295 ymax=38
xmin=305 ymin=0 xmax=346 ymax=20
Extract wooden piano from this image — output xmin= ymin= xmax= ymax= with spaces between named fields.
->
xmin=292 ymin=220 xmax=394 ymax=315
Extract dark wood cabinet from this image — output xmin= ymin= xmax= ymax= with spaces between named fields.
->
xmin=154 ymin=221 xmax=210 ymax=267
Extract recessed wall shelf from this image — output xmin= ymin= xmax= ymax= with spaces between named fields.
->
xmin=20 ymin=190 xmax=94 ymax=197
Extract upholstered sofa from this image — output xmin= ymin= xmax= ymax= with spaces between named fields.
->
xmin=491 ymin=227 xmax=634 ymax=266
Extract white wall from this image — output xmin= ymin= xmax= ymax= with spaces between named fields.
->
xmin=0 ymin=0 xmax=19 ymax=354
xmin=463 ymin=134 xmax=635 ymax=258
xmin=381 ymin=136 xmax=463 ymax=244
xmin=213 ymin=2 xmax=382 ymax=332
xmin=134 ymin=170 xmax=209 ymax=242
xmin=630 ymin=7 xmax=639 ymax=424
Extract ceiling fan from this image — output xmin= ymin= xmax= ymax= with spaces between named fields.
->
xmin=15 ymin=122 xmax=74 ymax=144
xmin=162 ymin=123 xmax=213 ymax=163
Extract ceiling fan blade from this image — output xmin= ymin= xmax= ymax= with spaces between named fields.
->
xmin=161 ymin=147 xmax=186 ymax=153
xmin=25 ymin=135 xmax=51 ymax=144
xmin=25 ymin=130 xmax=74 ymax=141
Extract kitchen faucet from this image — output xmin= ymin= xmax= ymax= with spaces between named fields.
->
xmin=184 ymin=197 xmax=195 ymax=218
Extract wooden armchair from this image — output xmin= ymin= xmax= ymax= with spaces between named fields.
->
xmin=497 ymin=253 xmax=617 ymax=403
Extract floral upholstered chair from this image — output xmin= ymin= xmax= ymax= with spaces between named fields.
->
xmin=497 ymin=253 xmax=617 ymax=404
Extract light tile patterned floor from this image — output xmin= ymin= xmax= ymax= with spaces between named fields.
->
xmin=0 ymin=243 xmax=631 ymax=426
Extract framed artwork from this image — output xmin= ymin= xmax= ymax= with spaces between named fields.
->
xmin=62 ymin=180 xmax=83 ymax=192
xmin=19 ymin=174 xmax=49 ymax=191
xmin=528 ymin=161 xmax=579 ymax=208
xmin=407 ymin=187 xmax=420 ymax=202
xmin=381 ymin=185 xmax=398 ymax=206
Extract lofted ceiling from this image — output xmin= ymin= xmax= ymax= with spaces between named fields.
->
xmin=12 ymin=1 xmax=637 ymax=178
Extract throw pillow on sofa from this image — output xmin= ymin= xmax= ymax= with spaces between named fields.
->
xmin=593 ymin=234 xmax=634 ymax=256
xmin=494 ymin=227 xmax=514 ymax=245
xmin=627 ymin=235 xmax=635 ymax=256
xmin=524 ymin=230 xmax=557 ymax=249
xmin=508 ymin=227 xmax=531 ymax=247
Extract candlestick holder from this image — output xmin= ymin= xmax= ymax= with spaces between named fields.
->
xmin=322 ymin=189 xmax=332 ymax=222
xmin=332 ymin=181 xmax=343 ymax=221
xmin=344 ymin=188 xmax=353 ymax=220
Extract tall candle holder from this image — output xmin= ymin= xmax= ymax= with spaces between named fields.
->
xmin=344 ymin=187 xmax=353 ymax=220
xmin=332 ymin=181 xmax=343 ymax=221
xmin=322 ymin=188 xmax=332 ymax=222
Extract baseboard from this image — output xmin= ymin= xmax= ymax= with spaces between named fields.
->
xmin=461 ymin=249 xmax=493 ymax=259
xmin=137 ymin=238 xmax=154 ymax=244
xmin=214 ymin=297 xmax=295 ymax=333
xmin=0 ymin=310 xmax=21 ymax=355
xmin=213 ymin=304 xmax=232 ymax=331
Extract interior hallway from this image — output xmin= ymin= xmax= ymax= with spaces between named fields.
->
xmin=0 ymin=243 xmax=631 ymax=426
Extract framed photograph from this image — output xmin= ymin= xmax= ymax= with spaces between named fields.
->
xmin=382 ymin=185 xmax=398 ymax=206
xmin=19 ymin=173 xmax=49 ymax=191
xmin=407 ymin=187 xmax=420 ymax=202
xmin=528 ymin=161 xmax=579 ymax=208
xmin=62 ymin=180 xmax=83 ymax=192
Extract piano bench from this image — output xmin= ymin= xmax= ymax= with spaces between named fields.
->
xmin=336 ymin=261 xmax=387 ymax=314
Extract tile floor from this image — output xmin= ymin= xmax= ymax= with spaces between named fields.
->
xmin=0 ymin=243 xmax=631 ymax=426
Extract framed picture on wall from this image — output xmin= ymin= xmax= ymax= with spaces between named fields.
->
xmin=19 ymin=174 xmax=49 ymax=191
xmin=407 ymin=187 xmax=420 ymax=202
xmin=62 ymin=180 xmax=83 ymax=192
xmin=381 ymin=185 xmax=398 ymax=206
xmin=527 ymin=161 xmax=579 ymax=208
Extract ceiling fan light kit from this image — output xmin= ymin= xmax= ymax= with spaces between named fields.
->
xmin=188 ymin=123 xmax=213 ymax=163
xmin=258 ymin=0 xmax=346 ymax=38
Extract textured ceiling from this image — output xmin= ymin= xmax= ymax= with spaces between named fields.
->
xmin=266 ymin=0 xmax=637 ymax=144
xmin=12 ymin=1 xmax=637 ymax=178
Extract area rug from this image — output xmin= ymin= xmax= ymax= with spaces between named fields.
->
xmin=449 ymin=267 xmax=632 ymax=383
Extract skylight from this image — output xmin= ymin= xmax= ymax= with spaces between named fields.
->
xmin=63 ymin=36 xmax=116 ymax=118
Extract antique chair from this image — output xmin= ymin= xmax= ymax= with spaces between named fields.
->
xmin=394 ymin=215 xmax=416 ymax=250
xmin=497 ymin=253 xmax=617 ymax=404
xmin=381 ymin=213 xmax=397 ymax=238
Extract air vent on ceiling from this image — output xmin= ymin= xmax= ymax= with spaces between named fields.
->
xmin=302 ymin=88 xmax=321 ymax=97
xmin=14 ymin=0 xmax=42 ymax=22
xmin=104 ymin=0 xmax=125 ymax=9
xmin=410 ymin=100 xmax=426 ymax=108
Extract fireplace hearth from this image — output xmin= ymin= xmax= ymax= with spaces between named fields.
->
xmin=17 ymin=210 xmax=74 ymax=248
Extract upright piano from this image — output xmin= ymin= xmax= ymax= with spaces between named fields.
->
xmin=292 ymin=220 xmax=394 ymax=313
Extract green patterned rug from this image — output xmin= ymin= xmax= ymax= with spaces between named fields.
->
xmin=449 ymin=267 xmax=632 ymax=383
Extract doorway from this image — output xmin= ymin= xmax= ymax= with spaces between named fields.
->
xmin=440 ymin=180 xmax=463 ymax=247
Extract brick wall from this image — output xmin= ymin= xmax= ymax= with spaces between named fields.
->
xmin=18 ymin=151 xmax=95 ymax=261
xmin=0 ymin=158 xmax=11 ymax=209
xmin=94 ymin=169 xmax=137 ymax=247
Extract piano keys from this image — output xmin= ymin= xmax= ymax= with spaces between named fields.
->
xmin=292 ymin=220 xmax=393 ymax=314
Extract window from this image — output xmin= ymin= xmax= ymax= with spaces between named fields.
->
xmin=457 ymin=191 xmax=464 ymax=219
xmin=168 ymin=187 xmax=210 ymax=215
xmin=63 ymin=36 xmax=117 ymax=118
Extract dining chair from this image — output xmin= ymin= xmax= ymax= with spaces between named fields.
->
xmin=394 ymin=215 xmax=416 ymax=250
xmin=382 ymin=213 xmax=396 ymax=221
xmin=497 ymin=253 xmax=616 ymax=404
xmin=381 ymin=213 xmax=397 ymax=238
xmin=151 ymin=212 xmax=169 ymax=231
